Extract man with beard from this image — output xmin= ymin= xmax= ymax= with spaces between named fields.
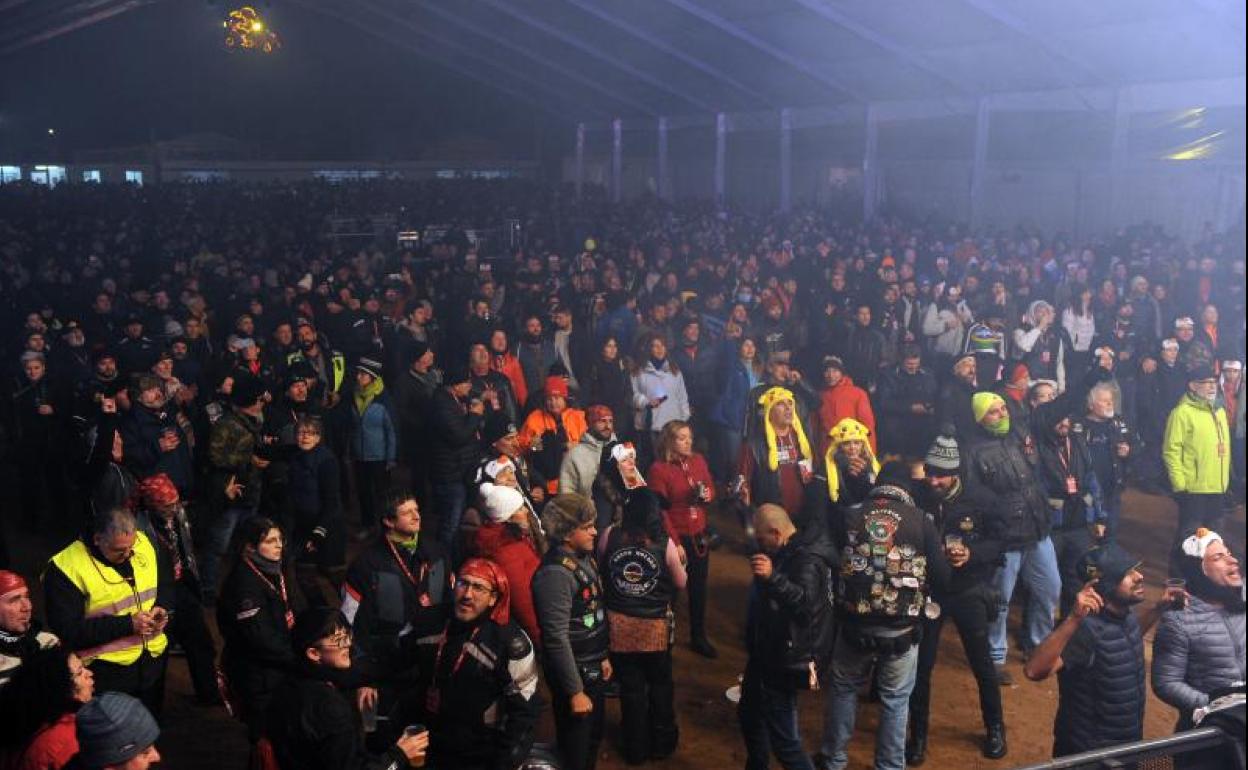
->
xmin=401 ymin=558 xmax=542 ymax=770
xmin=289 ymin=318 xmax=347 ymax=410
xmin=936 ymin=352 xmax=979 ymax=441
xmin=907 ymin=438 xmax=1006 ymax=764
xmin=1033 ymin=409 xmax=1106 ymax=612
xmin=1074 ymin=381 xmax=1135 ymax=540
xmin=745 ymin=352 xmax=819 ymax=443
xmin=964 ymin=391 xmax=1059 ymax=682
xmin=876 ymin=346 xmax=938 ymax=459
xmin=1152 ymin=529 xmax=1245 ymax=730
xmin=120 ymin=375 xmax=194 ymax=494
xmin=115 ymin=313 xmax=156 ymax=378
xmin=51 ymin=320 xmax=92 ymax=392
xmin=263 ymin=318 xmax=298 ymax=383
xmin=841 ymin=303 xmax=886 ymax=392
xmin=532 ymin=494 xmax=612 ymax=770
xmin=1138 ymin=339 xmax=1189 ymax=486
xmin=202 ymin=374 xmax=269 ymax=602
xmin=515 ymin=314 xmax=556 ymax=410
xmin=76 ymin=348 xmax=130 ymax=419
xmin=1025 ymin=543 xmax=1181 ymax=758
xmin=1163 ymin=365 xmax=1231 ymax=573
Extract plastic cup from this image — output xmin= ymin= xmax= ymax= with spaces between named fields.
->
xmin=402 ymin=725 xmax=428 ymax=768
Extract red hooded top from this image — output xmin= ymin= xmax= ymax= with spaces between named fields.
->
xmin=818 ymin=376 xmax=876 ymax=453
xmin=471 ymin=522 xmax=542 ymax=646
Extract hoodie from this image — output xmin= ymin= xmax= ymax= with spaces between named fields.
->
xmin=558 ymin=430 xmax=612 ymax=498
xmin=817 ymin=376 xmax=876 ymax=453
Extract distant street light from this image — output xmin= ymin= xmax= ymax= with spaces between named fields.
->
xmin=47 ymin=128 xmax=55 ymax=135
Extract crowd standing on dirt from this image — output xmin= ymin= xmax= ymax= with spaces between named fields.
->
xmin=0 ymin=179 xmax=1244 ymax=770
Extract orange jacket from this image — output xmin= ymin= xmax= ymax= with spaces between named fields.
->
xmin=818 ymin=377 xmax=876 ymax=453
xmin=518 ymin=407 xmax=588 ymax=494
xmin=492 ymin=353 xmax=528 ymax=408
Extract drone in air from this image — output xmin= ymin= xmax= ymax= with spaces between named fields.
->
xmin=223 ymin=6 xmax=280 ymax=53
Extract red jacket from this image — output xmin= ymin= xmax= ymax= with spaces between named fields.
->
xmin=818 ymin=377 xmax=876 ymax=453
xmin=647 ymin=454 xmax=714 ymax=538
xmin=1 ymin=713 xmax=77 ymax=770
xmin=471 ymin=521 xmax=542 ymax=647
xmin=492 ymin=353 xmax=528 ymax=409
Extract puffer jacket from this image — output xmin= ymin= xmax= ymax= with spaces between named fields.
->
xmin=351 ymin=396 xmax=396 ymax=463
xmin=1151 ymin=595 xmax=1247 ymax=727
xmin=1054 ymin=611 xmax=1146 ymax=756
xmin=1163 ymin=393 xmax=1231 ymax=494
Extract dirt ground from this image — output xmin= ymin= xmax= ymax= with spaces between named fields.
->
xmin=8 ymin=486 xmax=1243 ymax=769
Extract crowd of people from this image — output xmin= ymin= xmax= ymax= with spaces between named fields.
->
xmin=0 ymin=177 xmax=1244 ymax=770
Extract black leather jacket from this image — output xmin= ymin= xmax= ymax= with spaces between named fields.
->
xmin=744 ymin=536 xmax=837 ymax=686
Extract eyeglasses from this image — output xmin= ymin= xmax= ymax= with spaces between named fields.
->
xmin=455 ymin=579 xmax=497 ymax=597
xmin=319 ymin=631 xmax=352 ymax=650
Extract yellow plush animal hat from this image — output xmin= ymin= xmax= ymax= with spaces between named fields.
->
xmin=758 ymin=387 xmax=812 ymax=471
xmin=824 ymin=418 xmax=880 ymax=502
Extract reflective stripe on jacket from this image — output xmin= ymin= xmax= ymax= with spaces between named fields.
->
xmin=49 ymin=533 xmax=167 ymax=665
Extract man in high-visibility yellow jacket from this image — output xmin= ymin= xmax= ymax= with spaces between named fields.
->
xmin=44 ymin=506 xmax=172 ymax=718
xmin=1163 ymin=364 xmax=1232 ymax=575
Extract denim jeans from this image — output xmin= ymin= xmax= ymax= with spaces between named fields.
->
xmin=433 ymin=480 xmax=468 ymax=553
xmin=989 ymin=536 xmax=1061 ymax=664
xmin=201 ymin=506 xmax=254 ymax=602
xmin=738 ymin=666 xmax=814 ymax=770
xmin=820 ymin=633 xmax=919 ymax=770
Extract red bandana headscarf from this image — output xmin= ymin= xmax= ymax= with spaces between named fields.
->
xmin=458 ymin=558 xmax=511 ymax=626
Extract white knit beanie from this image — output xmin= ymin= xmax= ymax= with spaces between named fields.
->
xmin=479 ymin=482 xmax=526 ymax=524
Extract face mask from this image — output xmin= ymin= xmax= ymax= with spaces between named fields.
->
xmin=985 ymin=414 xmax=1010 ymax=437
xmin=1096 ymin=403 xmax=1115 ymax=419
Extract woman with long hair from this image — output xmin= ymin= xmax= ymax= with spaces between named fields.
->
xmin=583 ymin=335 xmax=634 ymax=441
xmin=709 ymin=336 xmax=764 ymax=482
xmin=647 ymin=420 xmax=717 ymax=659
xmin=0 ymin=646 xmax=94 ymax=770
xmin=630 ymin=334 xmax=691 ymax=469
xmin=1061 ymin=284 xmax=1096 ymax=375
xmin=216 ymin=516 xmax=297 ymax=744
xmin=597 ymin=487 xmax=686 ymax=764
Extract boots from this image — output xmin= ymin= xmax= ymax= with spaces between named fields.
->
xmin=905 ymin=721 xmax=928 ymax=766
xmin=690 ymin=635 xmax=718 ymax=659
xmin=983 ymin=723 xmax=1008 ymax=759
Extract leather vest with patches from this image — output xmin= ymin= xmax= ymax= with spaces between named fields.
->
xmin=837 ymin=498 xmax=929 ymax=622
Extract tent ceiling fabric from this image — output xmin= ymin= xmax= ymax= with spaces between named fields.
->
xmin=3 ymin=0 xmax=1244 ymax=122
